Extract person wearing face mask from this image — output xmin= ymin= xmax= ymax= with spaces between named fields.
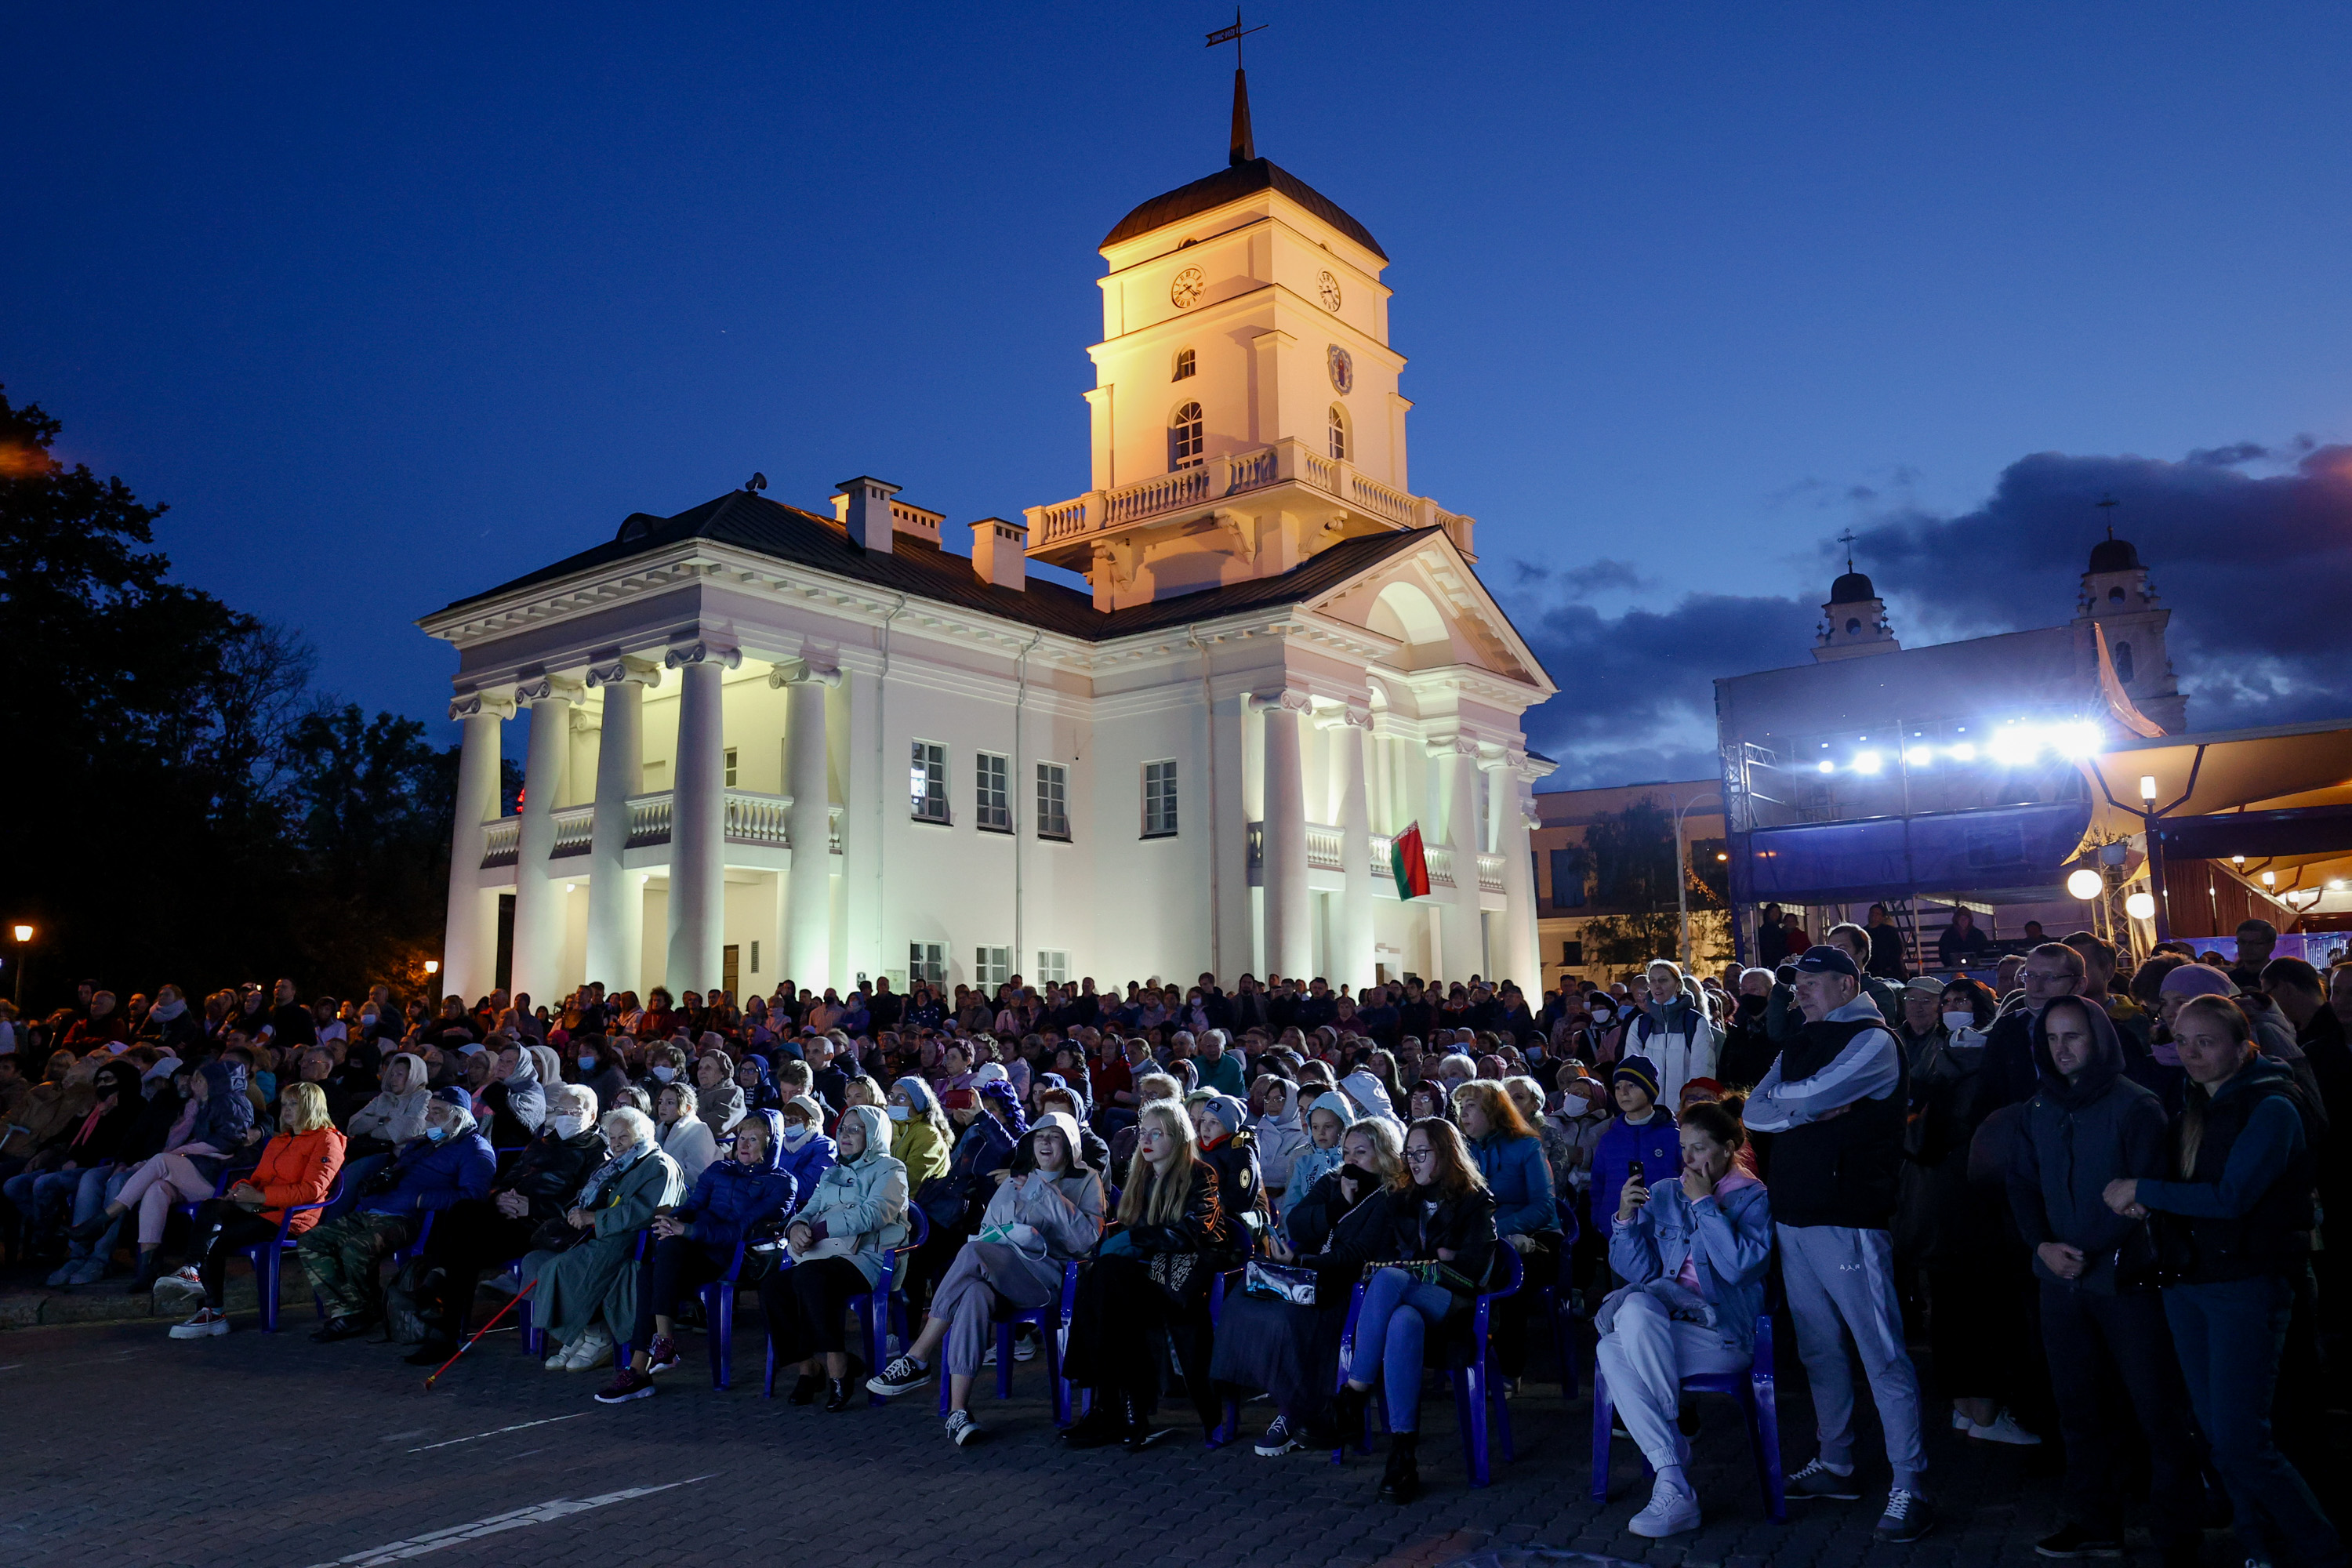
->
xmin=1583 ymin=993 xmax=1628 ymax=1068
xmin=398 ymin=1083 xmax=609 ymax=1365
xmin=597 ymin=1109 xmax=797 ymax=1403
xmin=650 ymin=1082 xmax=718 ymax=1185
xmin=641 ymin=1041 xmax=688 ymax=1093
xmin=572 ymin=1036 xmax=630 ymax=1109
xmin=301 ymin=1088 xmax=496 ymax=1342
xmin=2003 ymin=996 xmax=2202 ymax=1565
xmin=482 ymin=1040 xmax=548 ymax=1149
xmin=885 ymin=1075 xmax=953 ymax=1190
xmin=523 ymin=1105 xmax=684 ymax=1373
xmin=867 ymin=1110 xmax=1105 ymax=1443
xmin=772 ymin=1094 xmax=838 ymax=1214
xmin=760 ymin=1102 xmax=911 ymax=1411
xmin=1716 ymin=969 xmax=1780 ymax=1090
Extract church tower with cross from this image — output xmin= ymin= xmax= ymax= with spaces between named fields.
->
xmin=1813 ymin=530 xmax=1900 ymax=661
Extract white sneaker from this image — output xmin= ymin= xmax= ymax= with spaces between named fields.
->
xmin=1965 ymin=1408 xmax=2042 ymax=1446
xmin=564 ymin=1330 xmax=613 ymax=1370
xmin=1012 ymin=1332 xmax=1036 ymax=1363
xmin=1951 ymin=1407 xmax=1973 ymax=1431
xmin=169 ymin=1308 xmax=230 ymax=1339
xmin=1630 ymin=1477 xmax=1701 ymax=1537
xmin=154 ymin=1267 xmax=204 ymax=1299
xmin=545 ymin=1343 xmax=573 ymax=1370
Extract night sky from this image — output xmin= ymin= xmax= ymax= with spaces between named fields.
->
xmin=10 ymin=2 xmax=2352 ymax=788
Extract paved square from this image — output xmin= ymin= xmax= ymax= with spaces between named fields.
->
xmin=0 ymin=1306 xmax=2118 ymax=1568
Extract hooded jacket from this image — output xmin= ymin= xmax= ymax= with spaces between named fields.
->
xmin=361 ymin=1117 xmax=495 ymax=1216
xmin=681 ymin=1108 xmax=798 ymax=1258
xmin=31 ymin=1062 xmax=147 ymax=1167
xmin=1895 ymin=1015 xmax=2009 ymax=1266
xmin=2141 ymin=1054 xmax=2317 ymax=1283
xmin=2006 ymin=1000 xmax=2168 ymax=1292
xmin=774 ymin=1094 xmax=839 ymax=1213
xmin=180 ymin=1061 xmax=257 ymax=1180
xmin=1250 ymin=1080 xmax=1309 ymax=1193
xmin=1198 ymin=1123 xmax=1266 ymax=1230
xmin=887 ymin=1077 xmax=953 ymax=1189
xmin=483 ymin=1046 xmax=547 ymax=1147
xmin=1339 ymin=1069 xmax=1401 ymax=1127
xmin=1280 ymin=1091 xmax=1356 ymax=1221
xmin=1469 ymin=1127 xmax=1561 ymax=1239
xmin=1608 ymin=1169 xmax=1773 ymax=1353
xmin=795 ymin=1102 xmax=911 ymax=1286
xmin=655 ymin=1095 xmax=721 ymax=1187
xmin=499 ymin=1123 xmax=610 ymax=1224
xmin=1624 ymin=998 xmax=1725 ymax=1112
xmin=349 ymin=1053 xmax=431 ymax=1147
xmin=980 ymin=1111 xmax=1106 ymax=1262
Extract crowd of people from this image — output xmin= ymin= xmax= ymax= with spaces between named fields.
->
xmin=0 ymin=917 xmax=2344 ymax=1564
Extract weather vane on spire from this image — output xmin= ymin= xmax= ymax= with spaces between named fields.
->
xmin=1838 ymin=528 xmax=1858 ymax=573
xmin=1206 ymin=8 xmax=1267 ymax=165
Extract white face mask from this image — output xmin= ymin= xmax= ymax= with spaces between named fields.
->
xmin=650 ymin=1065 xmax=677 ymax=1083
xmin=1941 ymin=1010 xmax=1975 ymax=1034
xmin=548 ymin=1111 xmax=586 ymax=1139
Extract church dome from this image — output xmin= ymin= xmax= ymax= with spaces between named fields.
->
xmin=1102 ymin=157 xmax=1387 ymax=260
xmin=2087 ymin=536 xmax=2141 ymax=574
xmin=1830 ymin=570 xmax=1876 ymax=603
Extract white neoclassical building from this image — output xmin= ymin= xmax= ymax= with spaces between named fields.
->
xmin=421 ymin=80 xmax=1557 ymax=1007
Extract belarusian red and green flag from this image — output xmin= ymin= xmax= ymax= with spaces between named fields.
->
xmin=1390 ymin=821 xmax=1430 ymax=900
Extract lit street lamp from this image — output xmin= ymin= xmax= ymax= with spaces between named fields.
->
xmin=9 ymin=923 xmax=31 ymax=1007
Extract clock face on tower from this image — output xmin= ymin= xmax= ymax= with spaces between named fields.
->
xmin=1317 ymin=270 xmax=1341 ymax=311
xmin=1171 ymin=267 xmax=1205 ymax=310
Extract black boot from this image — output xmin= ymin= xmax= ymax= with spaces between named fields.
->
xmin=127 ymin=1252 xmax=166 ymax=1294
xmin=822 ymin=1377 xmax=853 ymax=1412
xmin=1121 ymin=1393 xmax=1175 ymax=1452
xmin=1062 ymin=1396 xmax=1123 ymax=1449
xmin=1330 ymin=1383 xmax=1370 ymax=1446
xmin=1379 ymin=1432 xmax=1422 ymax=1503
xmin=787 ymin=1373 xmax=822 ymax=1406
xmin=67 ymin=1213 xmax=112 ymax=1246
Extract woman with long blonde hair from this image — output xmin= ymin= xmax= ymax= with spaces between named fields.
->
xmin=1062 ymin=1098 xmax=1237 ymax=1451
xmin=170 ymin=1080 xmax=345 ymax=1338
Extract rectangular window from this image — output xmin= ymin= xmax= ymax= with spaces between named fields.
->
xmin=1561 ymin=939 xmax=1584 ymax=967
xmin=975 ymin=750 xmax=1011 ymax=833
xmin=1142 ymin=759 xmax=1178 ymax=838
xmin=910 ymin=740 xmax=949 ymax=822
xmin=1036 ymin=761 xmax=1069 ymax=840
xmin=750 ymin=940 xmax=760 ymax=975
xmin=1548 ymin=846 xmax=1588 ymax=909
xmin=721 ymin=944 xmax=740 ymax=998
xmin=1036 ymin=949 xmax=1069 ymax=984
xmin=723 ymin=747 xmax=739 ymax=787
xmin=975 ymin=946 xmax=1011 ymax=987
xmin=908 ymin=942 xmax=945 ymax=986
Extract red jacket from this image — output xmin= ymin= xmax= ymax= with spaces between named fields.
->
xmin=247 ymin=1127 xmax=347 ymax=1233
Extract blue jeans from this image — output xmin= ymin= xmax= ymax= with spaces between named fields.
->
xmin=2165 ymin=1276 xmax=2346 ymax=1568
xmin=5 ymin=1167 xmax=103 ymax=1240
xmin=1352 ymin=1266 xmax=1452 ymax=1433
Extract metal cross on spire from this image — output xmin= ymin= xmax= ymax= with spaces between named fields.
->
xmin=2096 ymin=494 xmax=2119 ymax=540
xmin=1207 ymin=8 xmax=1268 ymax=164
xmin=1838 ymin=528 xmax=1858 ymax=573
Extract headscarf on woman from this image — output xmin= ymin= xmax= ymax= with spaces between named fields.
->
xmin=694 ymin=1046 xmax=746 ymax=1136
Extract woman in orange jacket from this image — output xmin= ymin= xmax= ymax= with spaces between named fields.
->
xmin=171 ymin=1082 xmax=347 ymax=1338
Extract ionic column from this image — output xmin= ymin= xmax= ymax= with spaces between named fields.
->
xmin=768 ymin=655 xmax=841 ymax=990
xmin=1318 ymin=703 xmax=1374 ymax=991
xmin=583 ymin=658 xmax=658 ymax=996
xmin=510 ymin=675 xmax=583 ymax=1006
xmin=1432 ymin=735 xmax=1485 ymax=981
xmin=1489 ymin=747 xmax=1541 ymax=991
xmin=1253 ymin=688 xmax=1313 ymax=980
xmin=663 ymin=641 xmax=739 ymax=995
xmin=441 ymin=691 xmax=513 ymax=1004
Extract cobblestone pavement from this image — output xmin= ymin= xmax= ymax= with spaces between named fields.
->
xmin=0 ymin=1307 xmax=2246 ymax=1568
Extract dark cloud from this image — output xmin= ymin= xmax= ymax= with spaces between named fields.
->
xmin=1850 ymin=444 xmax=2352 ymax=728
xmin=1519 ymin=441 xmax=2352 ymax=791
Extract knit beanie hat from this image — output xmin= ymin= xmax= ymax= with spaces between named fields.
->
xmin=1612 ymin=1054 xmax=1661 ymax=1102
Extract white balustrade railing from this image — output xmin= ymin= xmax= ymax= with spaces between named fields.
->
xmin=549 ymin=804 xmax=595 ymax=858
xmin=828 ymin=804 xmax=844 ymax=854
xmin=1303 ymin=823 xmax=1345 ymax=873
xmin=1476 ymin=851 xmax=1506 ymax=894
xmin=480 ymin=817 xmax=519 ymax=868
xmin=626 ymin=793 xmax=671 ymax=849
xmin=723 ymin=790 xmax=790 ymax=847
xmin=1025 ymin=437 xmax=1469 ymax=553
xmin=1422 ymin=845 xmax=1457 ymax=889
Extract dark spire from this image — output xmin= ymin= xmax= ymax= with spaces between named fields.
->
xmin=1229 ymin=66 xmax=1255 ymax=164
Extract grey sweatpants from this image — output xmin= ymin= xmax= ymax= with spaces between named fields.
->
xmin=932 ymin=1240 xmax=1059 ymax=1377
xmin=1777 ymin=1222 xmax=1926 ymax=1490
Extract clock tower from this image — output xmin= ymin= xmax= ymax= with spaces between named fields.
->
xmin=1024 ymin=71 xmax=1475 ymax=610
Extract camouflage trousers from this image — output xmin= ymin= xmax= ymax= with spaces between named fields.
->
xmin=296 ymin=1210 xmax=416 ymax=1319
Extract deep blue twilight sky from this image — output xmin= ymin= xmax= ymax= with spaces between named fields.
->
xmin=10 ymin=3 xmax=2352 ymax=788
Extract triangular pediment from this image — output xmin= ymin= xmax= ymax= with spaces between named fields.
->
xmin=1305 ymin=530 xmax=1555 ymax=696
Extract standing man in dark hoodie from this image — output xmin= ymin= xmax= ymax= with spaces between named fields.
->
xmin=1743 ymin=945 xmax=1931 ymax=1544
xmin=2263 ymin=955 xmax=2351 ymax=1417
xmin=2009 ymin=996 xmax=2202 ymax=1566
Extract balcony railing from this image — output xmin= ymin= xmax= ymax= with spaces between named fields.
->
xmin=1475 ymin=851 xmax=1506 ymax=894
xmin=481 ymin=789 xmax=841 ymax=867
xmin=1248 ymin=823 xmax=1461 ymax=890
xmin=1026 ymin=437 xmax=1475 ymax=557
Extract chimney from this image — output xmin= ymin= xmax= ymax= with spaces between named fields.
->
xmin=970 ymin=517 xmax=1028 ymax=591
xmin=833 ymin=475 xmax=902 ymax=554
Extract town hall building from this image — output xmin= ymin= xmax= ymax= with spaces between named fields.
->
xmin=421 ymin=75 xmax=1557 ymax=1008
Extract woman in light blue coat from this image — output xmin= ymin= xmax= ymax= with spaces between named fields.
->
xmin=758 ymin=1102 xmax=909 ymax=1411
xmin=1595 ymin=1099 xmax=1773 ymax=1540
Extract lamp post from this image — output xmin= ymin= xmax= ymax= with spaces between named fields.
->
xmin=1673 ymin=792 xmax=1725 ymax=971
xmin=10 ymin=924 xmax=31 ymax=1008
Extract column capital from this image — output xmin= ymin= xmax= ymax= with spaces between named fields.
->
xmin=1482 ymin=743 xmax=1528 ymax=772
xmin=450 ymin=690 xmax=515 ymax=720
xmin=1313 ymin=703 xmax=1372 ymax=731
xmin=586 ymin=656 xmax=662 ymax=689
xmin=768 ymin=655 xmax=843 ymax=688
xmin=1249 ymin=687 xmax=1313 ymax=715
xmin=664 ymin=641 xmax=742 ymax=671
xmin=515 ymin=674 xmax=586 ymax=706
xmin=1424 ymin=734 xmax=1481 ymax=759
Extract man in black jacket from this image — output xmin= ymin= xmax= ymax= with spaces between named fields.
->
xmin=2007 ymin=996 xmax=2201 ymax=1566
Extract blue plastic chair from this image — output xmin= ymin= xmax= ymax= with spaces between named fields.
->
xmin=1589 ymin=1311 xmax=1785 ymax=1523
xmin=938 ymin=1258 xmax=1082 ymax=1426
xmin=247 ymin=1173 xmax=345 ymax=1333
xmin=172 ymin=1161 xmax=259 ymax=1230
xmin=1330 ymin=1247 xmax=1524 ymax=1487
xmin=699 ymin=1240 xmax=753 ymax=1389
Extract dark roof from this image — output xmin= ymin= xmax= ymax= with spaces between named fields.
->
xmin=430 ymin=489 xmax=1438 ymax=644
xmin=1829 ymin=570 xmax=1877 ymax=603
xmin=1102 ymin=158 xmax=1387 ymax=260
xmin=2088 ymin=536 xmax=2141 ymax=573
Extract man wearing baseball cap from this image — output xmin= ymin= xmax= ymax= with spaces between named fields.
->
xmin=1743 ymin=945 xmax=1931 ymax=1542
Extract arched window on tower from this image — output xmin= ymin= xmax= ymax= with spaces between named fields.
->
xmin=2109 ymin=585 xmax=2126 ymax=605
xmin=1328 ymin=403 xmax=1349 ymax=462
xmin=2114 ymin=641 xmax=2135 ymax=684
xmin=1173 ymin=348 xmax=1195 ymax=381
xmin=1169 ymin=402 xmax=1204 ymax=470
